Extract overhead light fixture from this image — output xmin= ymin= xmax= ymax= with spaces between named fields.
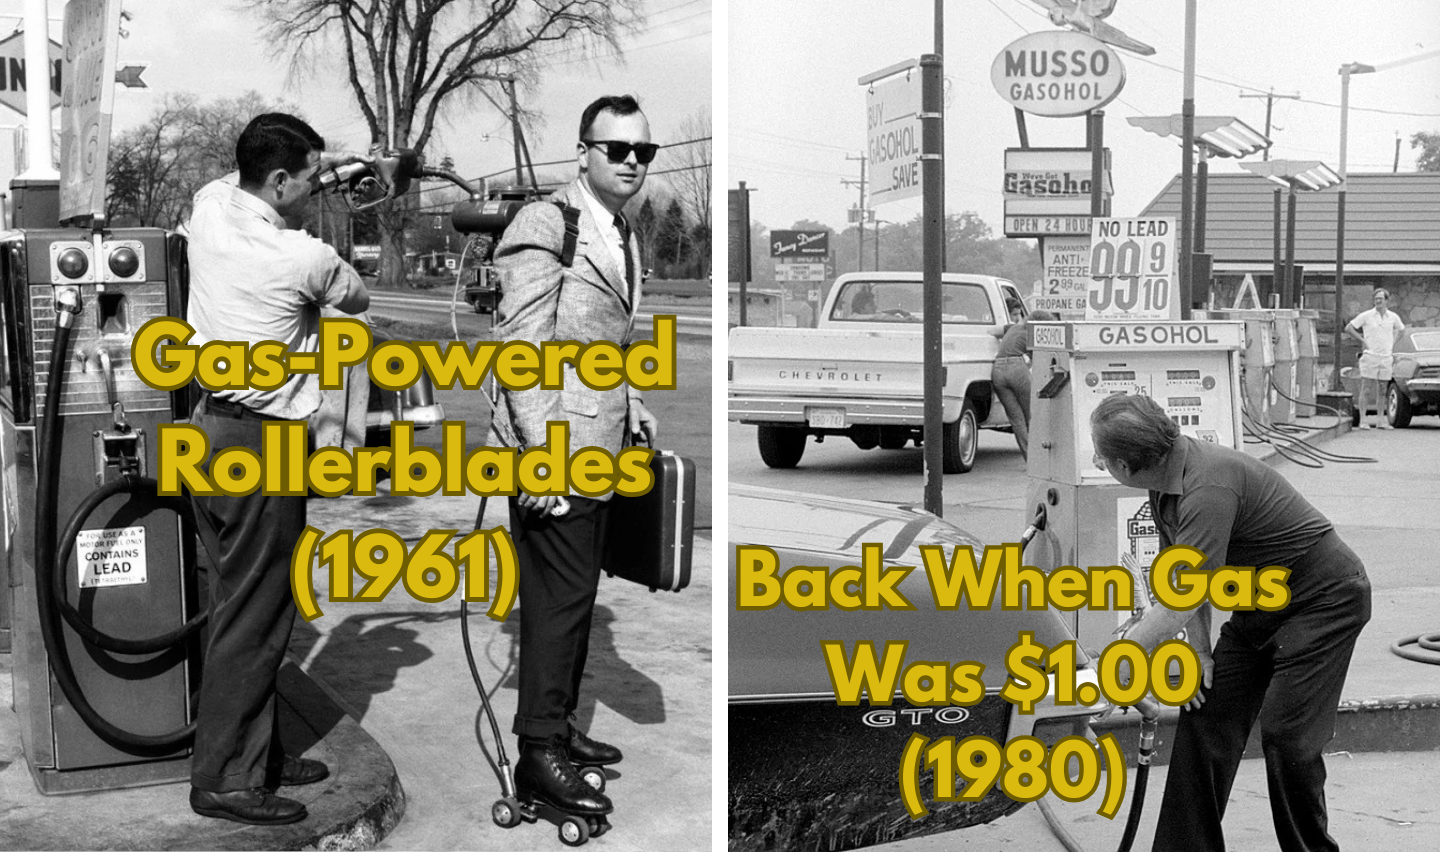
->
xmin=1239 ymin=159 xmax=1342 ymax=191
xmin=1127 ymin=115 xmax=1272 ymax=158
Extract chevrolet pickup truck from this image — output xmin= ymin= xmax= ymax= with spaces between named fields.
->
xmin=728 ymin=272 xmax=1028 ymax=473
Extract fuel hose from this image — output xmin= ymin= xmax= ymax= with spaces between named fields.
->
xmin=1021 ymin=504 xmax=1159 ymax=852
xmin=31 ymin=295 xmax=199 ymax=748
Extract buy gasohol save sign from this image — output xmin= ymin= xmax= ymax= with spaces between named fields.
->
xmin=865 ymin=71 xmax=921 ymax=205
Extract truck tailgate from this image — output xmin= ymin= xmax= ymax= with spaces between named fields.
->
xmin=729 ymin=327 xmax=998 ymax=398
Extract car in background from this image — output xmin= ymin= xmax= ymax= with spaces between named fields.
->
xmin=728 ymin=485 xmax=1106 ymax=852
xmin=1387 ymin=328 xmax=1440 ymax=427
xmin=1340 ymin=327 xmax=1440 ymax=428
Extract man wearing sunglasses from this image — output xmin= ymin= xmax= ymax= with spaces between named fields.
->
xmin=491 ymin=94 xmax=660 ymax=823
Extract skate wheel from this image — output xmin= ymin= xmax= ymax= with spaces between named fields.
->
xmin=579 ymin=765 xmax=606 ymax=793
xmin=558 ymin=814 xmax=590 ymax=846
xmin=492 ymin=798 xmax=522 ymax=828
xmin=589 ymin=814 xmax=611 ymax=837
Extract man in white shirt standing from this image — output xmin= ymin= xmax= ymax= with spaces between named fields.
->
xmin=185 ymin=113 xmax=369 ymax=825
xmin=1345 ymin=288 xmax=1406 ymax=429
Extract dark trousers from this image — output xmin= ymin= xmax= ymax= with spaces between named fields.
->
xmin=1152 ymin=535 xmax=1371 ymax=852
xmin=509 ymin=495 xmax=610 ymax=742
xmin=189 ymin=402 xmax=306 ymax=792
xmin=991 ymin=356 xmax=1031 ymax=459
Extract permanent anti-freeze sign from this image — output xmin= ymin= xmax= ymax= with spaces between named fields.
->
xmin=866 ymin=73 xmax=921 ymax=205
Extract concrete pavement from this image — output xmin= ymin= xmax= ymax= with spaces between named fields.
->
xmin=0 ymin=487 xmax=712 ymax=851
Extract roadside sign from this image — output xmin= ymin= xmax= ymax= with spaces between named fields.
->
xmin=991 ymin=31 xmax=1126 ymax=118
xmin=865 ymin=70 xmax=921 ymax=205
xmin=1004 ymin=215 xmax=1092 ymax=238
xmin=0 ymin=33 xmax=62 ymax=116
xmin=1085 ymin=217 xmax=1178 ymax=321
xmin=770 ymin=230 xmax=829 ymax=259
xmin=774 ymin=261 xmax=826 ymax=283
xmin=1036 ymin=237 xmax=1090 ymax=318
xmin=60 ymin=0 xmax=124 ymax=222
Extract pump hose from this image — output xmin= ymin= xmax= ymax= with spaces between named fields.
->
xmin=461 ymin=493 xmax=517 ymax=797
xmin=32 ymin=316 xmax=196 ymax=748
xmin=1023 ymin=506 xmax=1155 ymax=852
xmin=52 ymin=475 xmax=205 ymax=654
xmin=1392 ymin=631 xmax=1440 ymax=665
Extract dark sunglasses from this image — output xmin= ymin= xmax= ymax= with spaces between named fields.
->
xmin=582 ymin=139 xmax=660 ymax=165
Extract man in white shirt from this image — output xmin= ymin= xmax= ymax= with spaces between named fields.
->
xmin=1345 ymin=288 xmax=1405 ymax=429
xmin=185 ymin=113 xmax=369 ymax=826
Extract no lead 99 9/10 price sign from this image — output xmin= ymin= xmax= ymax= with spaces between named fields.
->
xmin=1085 ymin=217 xmax=1179 ymax=321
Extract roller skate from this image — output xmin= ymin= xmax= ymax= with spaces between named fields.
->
xmin=492 ymin=735 xmax=613 ymax=846
xmin=567 ymin=721 xmax=622 ymax=794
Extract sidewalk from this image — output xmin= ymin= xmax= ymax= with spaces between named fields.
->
xmin=0 ymin=488 xmax=712 ymax=851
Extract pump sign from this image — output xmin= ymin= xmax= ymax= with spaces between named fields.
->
xmin=991 ymin=31 xmax=1125 ymax=118
xmin=76 ymin=524 xmax=148 ymax=588
xmin=865 ymin=71 xmax=921 ymax=205
xmin=1086 ymin=217 xmax=1178 ymax=321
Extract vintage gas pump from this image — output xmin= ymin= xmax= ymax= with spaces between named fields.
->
xmin=1211 ymin=308 xmax=1275 ymax=428
xmin=1270 ymin=310 xmax=1300 ymax=424
xmin=1296 ymin=309 xmax=1320 ymax=409
xmin=1023 ymin=320 xmax=1244 ymax=653
xmin=4 ymin=226 xmax=201 ymax=794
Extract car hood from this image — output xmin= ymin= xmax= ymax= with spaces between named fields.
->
xmin=729 ymin=484 xmax=1085 ymax=699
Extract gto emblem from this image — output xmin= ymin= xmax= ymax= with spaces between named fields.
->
xmin=861 ymin=707 xmax=971 ymax=728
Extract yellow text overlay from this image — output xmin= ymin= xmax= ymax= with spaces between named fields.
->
xmin=898 ymin=732 xmax=1128 ymax=821
xmin=130 ymin=315 xmax=676 ymax=393
xmin=289 ymin=526 xmax=518 ymax=622
xmin=157 ymin=420 xmax=655 ymax=499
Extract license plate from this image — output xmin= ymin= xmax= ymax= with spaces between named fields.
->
xmin=806 ymin=407 xmax=846 ymax=429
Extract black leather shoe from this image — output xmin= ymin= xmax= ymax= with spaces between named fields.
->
xmin=515 ymin=737 xmax=614 ymax=815
xmin=190 ymin=787 xmax=307 ymax=825
xmin=278 ymin=754 xmax=330 ymax=787
xmin=568 ymin=725 xmax=623 ymax=766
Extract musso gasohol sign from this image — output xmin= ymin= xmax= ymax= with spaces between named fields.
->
xmin=991 ymin=30 xmax=1125 ymax=118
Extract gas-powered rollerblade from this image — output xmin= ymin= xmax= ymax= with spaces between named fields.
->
xmin=492 ymin=736 xmax=613 ymax=846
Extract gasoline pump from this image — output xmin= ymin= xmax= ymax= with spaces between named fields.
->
xmin=4 ymin=224 xmax=203 ymax=794
xmin=1021 ymin=318 xmax=1243 ymax=852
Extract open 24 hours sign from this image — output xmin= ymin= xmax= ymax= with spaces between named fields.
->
xmin=1084 ymin=217 xmax=1179 ymax=321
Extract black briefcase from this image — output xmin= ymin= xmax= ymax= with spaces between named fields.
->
xmin=606 ymin=451 xmax=695 ymax=592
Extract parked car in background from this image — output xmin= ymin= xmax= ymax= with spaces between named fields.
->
xmin=1341 ymin=327 xmax=1440 ymax=428
xmin=729 ymin=484 xmax=1106 ymax=852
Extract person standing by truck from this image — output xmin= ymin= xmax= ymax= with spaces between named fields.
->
xmin=989 ymin=303 xmax=1055 ymax=460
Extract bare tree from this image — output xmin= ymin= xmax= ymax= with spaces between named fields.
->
xmin=242 ymin=0 xmax=644 ymax=289
xmin=662 ymin=107 xmax=711 ymax=276
xmin=108 ymin=91 xmax=293 ymax=228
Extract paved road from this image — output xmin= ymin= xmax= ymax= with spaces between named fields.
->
xmin=367 ymin=291 xmax=712 ymax=339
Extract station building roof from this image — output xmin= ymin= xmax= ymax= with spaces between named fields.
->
xmin=1139 ymin=171 xmax=1440 ymax=275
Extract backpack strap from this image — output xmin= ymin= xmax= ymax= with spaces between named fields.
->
xmin=551 ymin=202 xmax=581 ymax=268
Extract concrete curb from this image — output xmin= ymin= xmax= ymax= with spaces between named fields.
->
xmin=1092 ymin=692 xmax=1440 ymax=767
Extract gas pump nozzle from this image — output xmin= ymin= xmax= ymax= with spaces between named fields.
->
xmin=316 ymin=147 xmax=425 ymax=211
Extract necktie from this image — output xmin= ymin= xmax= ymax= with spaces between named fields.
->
xmin=613 ymin=213 xmax=634 ymax=288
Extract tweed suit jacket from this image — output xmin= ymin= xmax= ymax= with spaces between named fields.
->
xmin=492 ymin=179 xmax=641 ymax=462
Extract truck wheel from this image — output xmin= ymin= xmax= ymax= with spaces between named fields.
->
xmin=942 ymin=401 xmax=979 ymax=474
xmin=1387 ymin=382 xmax=1413 ymax=428
xmin=758 ymin=425 xmax=807 ymax=468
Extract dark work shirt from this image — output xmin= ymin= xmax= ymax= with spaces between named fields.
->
xmin=1150 ymin=436 xmax=1339 ymax=600
xmin=995 ymin=321 xmax=1031 ymax=359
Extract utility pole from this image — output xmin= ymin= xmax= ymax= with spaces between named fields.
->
xmin=1239 ymin=90 xmax=1300 ymax=161
xmin=843 ymin=153 xmax=867 ymax=271
xmin=1241 ymin=90 xmax=1299 ymax=302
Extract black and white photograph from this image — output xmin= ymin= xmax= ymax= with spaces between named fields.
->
xmin=0 ymin=1 xmax=711 ymax=850
xmin=729 ymin=1 xmax=1440 ymax=850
